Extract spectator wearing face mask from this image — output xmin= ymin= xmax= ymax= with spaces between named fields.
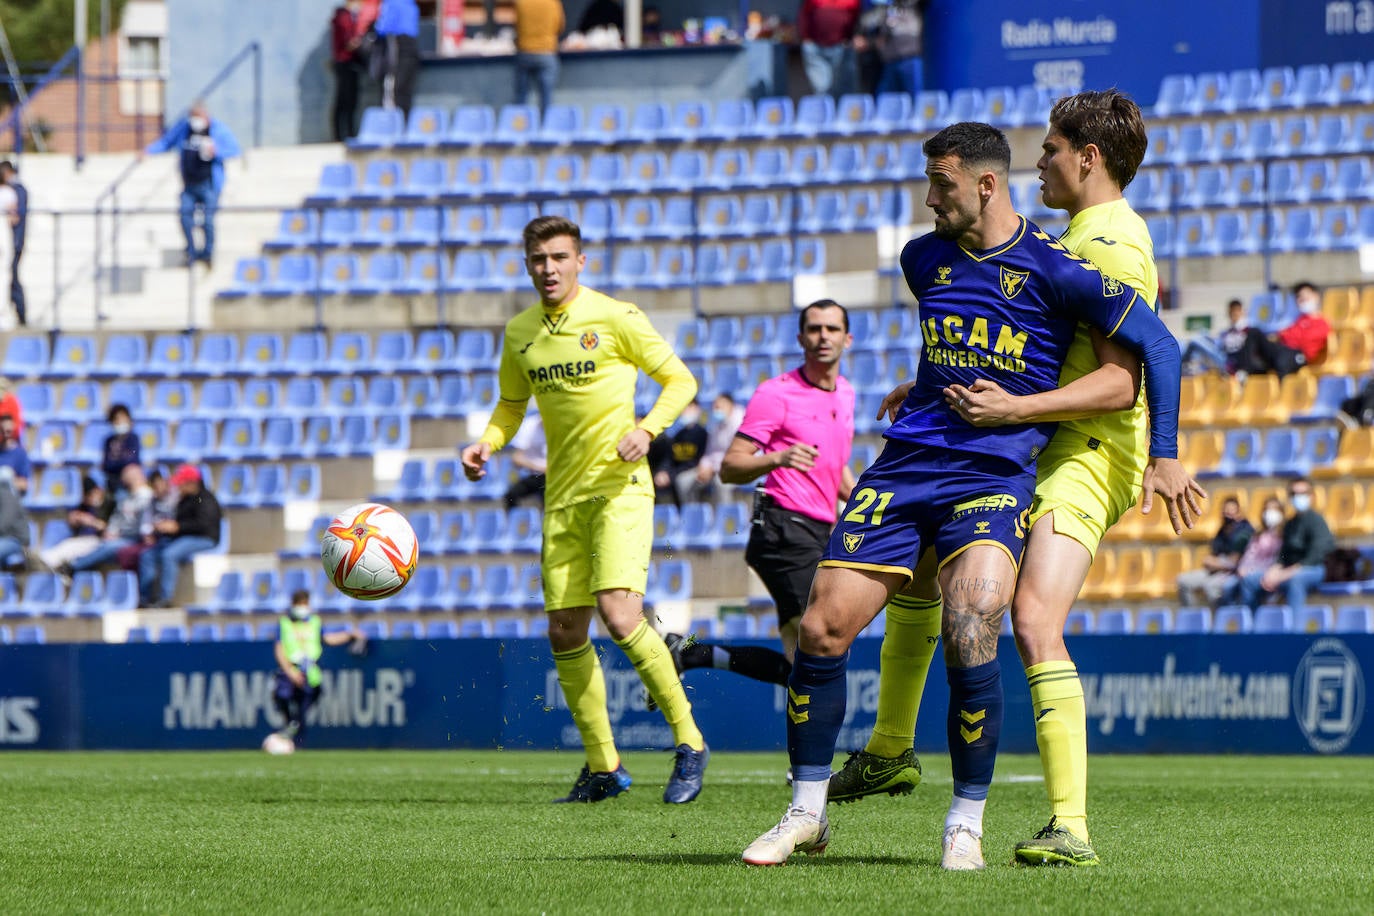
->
xmin=1176 ymin=495 xmax=1254 ymax=607
xmin=1232 ymin=282 xmax=1330 ymax=378
xmin=1218 ymin=496 xmax=1285 ymax=608
xmin=102 ymin=404 xmax=141 ymax=491
xmin=143 ymin=99 xmax=242 ymax=269
xmin=1234 ymin=479 xmax=1333 ymax=611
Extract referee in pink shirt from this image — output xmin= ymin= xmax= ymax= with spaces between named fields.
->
xmin=666 ymin=300 xmax=857 ymax=685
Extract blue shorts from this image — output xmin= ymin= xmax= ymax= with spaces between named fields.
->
xmin=819 ymin=439 xmax=1035 ymax=579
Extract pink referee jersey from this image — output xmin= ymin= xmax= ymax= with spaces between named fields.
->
xmin=736 ymin=367 xmax=855 ymax=524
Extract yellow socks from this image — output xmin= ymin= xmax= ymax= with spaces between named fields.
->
xmin=1026 ymin=660 xmax=1089 ymax=840
xmin=865 ymin=595 xmax=942 ymax=759
xmin=616 ymin=620 xmax=704 ymax=751
xmin=552 ymin=640 xmax=619 ymax=773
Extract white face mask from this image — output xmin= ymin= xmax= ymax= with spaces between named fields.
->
xmin=289 ymin=603 xmax=311 ymax=621
xmin=1290 ymin=493 xmax=1312 ymax=513
xmin=188 ymin=115 xmax=209 ymax=133
xmin=113 ymin=422 xmax=131 ymax=435
xmin=1263 ymin=508 xmax=1284 ymax=529
xmin=1297 ymin=296 xmax=1319 ymax=315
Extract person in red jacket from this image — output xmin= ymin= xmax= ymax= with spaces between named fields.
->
xmin=798 ymin=0 xmax=860 ymax=97
xmin=1236 ymin=281 xmax=1330 ymax=378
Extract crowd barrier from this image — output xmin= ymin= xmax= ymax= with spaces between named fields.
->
xmin=0 ymin=634 xmax=1366 ymax=754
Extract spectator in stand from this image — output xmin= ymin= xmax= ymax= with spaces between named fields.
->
xmin=798 ymin=0 xmax=861 ymax=98
xmin=0 ymin=378 xmax=22 ymax=432
xmin=651 ymin=401 xmax=707 ymax=508
xmin=1176 ymin=496 xmax=1254 ymax=607
xmin=868 ymin=0 xmax=924 ymax=97
xmin=0 ymin=160 xmax=26 ymax=327
xmin=1337 ymin=378 xmax=1374 ymax=430
xmin=1219 ymin=495 xmax=1284 ymax=606
xmin=330 ymin=0 xmax=366 ymax=141
xmin=118 ymin=469 xmax=177 ymax=572
xmin=139 ymin=463 xmax=222 ymax=607
xmin=1181 ymin=298 xmax=1252 ymax=376
xmin=1232 ymin=282 xmax=1330 ymax=378
xmin=375 ymin=0 xmax=420 ymax=120
xmin=676 ymin=392 xmax=744 ymax=505
xmin=0 ymin=412 xmax=31 ymax=494
xmin=41 ymin=476 xmax=110 ymax=571
xmin=64 ymin=464 xmax=153 ymax=576
xmin=1233 ymin=479 xmax=1334 ymax=611
xmin=503 ymin=414 xmax=547 ymax=509
xmin=102 ymin=404 xmax=141 ymax=492
xmin=0 ymin=464 xmax=28 ymax=570
xmin=144 ymin=100 xmax=242 ymax=269
xmin=577 ymin=0 xmax=624 ymax=34
xmin=514 ymin=0 xmax=565 ymax=116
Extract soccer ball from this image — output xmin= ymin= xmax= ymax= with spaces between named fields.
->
xmin=262 ymin=732 xmax=295 ymax=755
xmin=320 ymin=502 xmax=418 ymax=600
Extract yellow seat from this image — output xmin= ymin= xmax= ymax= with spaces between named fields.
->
xmin=1319 ymin=327 xmax=1373 ymax=377
xmin=1179 ymin=375 xmax=1209 ymax=428
xmin=1079 ymin=548 xmax=1119 ymax=603
xmin=1317 ymin=482 xmax=1371 ymax=538
xmin=1278 ymin=373 xmax=1318 ymax=423
xmin=1189 ymin=374 xmax=1239 ymax=426
xmin=1322 ymin=286 xmax=1361 ymax=328
xmin=1312 ymin=427 xmax=1374 ymax=479
xmin=1228 ymin=374 xmax=1283 ymax=426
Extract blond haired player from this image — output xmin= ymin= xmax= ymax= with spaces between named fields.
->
xmin=830 ymin=90 xmax=1205 ymax=865
xmin=461 ymin=215 xmax=709 ymax=804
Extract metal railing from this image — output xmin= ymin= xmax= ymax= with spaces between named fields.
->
xmin=92 ymin=41 xmax=262 ymax=322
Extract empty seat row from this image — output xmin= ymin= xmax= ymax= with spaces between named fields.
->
xmin=1146 ymin=204 xmax=1374 ymax=259
xmin=1144 ymin=111 xmax=1374 ymax=165
xmin=273 ymin=187 xmax=914 ymax=253
xmin=347 ymin=89 xmax=1055 ymax=152
xmin=0 ymin=571 xmax=139 ymax=618
xmin=1068 ymin=604 xmax=1374 ymax=636
xmin=3 ymin=327 xmax=486 ymax=382
xmin=1123 ymin=158 xmax=1374 ymax=214
xmin=1153 ymin=61 xmax=1374 ymax=117
xmin=223 ymin=238 xmax=828 ymax=299
xmin=315 ymin=140 xmax=928 ymax=204
xmin=652 ymin=502 xmax=751 ymax=551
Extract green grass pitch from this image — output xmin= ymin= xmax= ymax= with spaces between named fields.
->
xmin=1 ymin=750 xmax=1369 ymax=914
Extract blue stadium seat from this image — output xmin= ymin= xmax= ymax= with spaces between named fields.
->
xmin=22 ymin=573 xmax=64 ymax=616
xmin=217 ymin=463 xmax=255 ymax=508
xmin=649 ymin=559 xmax=692 ymax=603
xmin=1244 ymin=117 xmax=1282 ymax=160
xmin=424 ymin=620 xmax=460 ymax=640
xmin=652 ymin=504 xmax=681 ymax=550
xmin=1329 ymin=61 xmax=1368 ymax=104
xmin=578 ymin=102 xmax=627 ymax=145
xmin=237 ymin=333 xmax=284 ymax=377
xmin=745 ymin=96 xmax=793 ymax=140
xmin=1334 ymin=158 xmax=1373 ymax=201
xmin=698 ymin=98 xmax=752 ymax=142
xmin=1153 ymin=73 xmax=1197 ymax=117
xmin=622 ymin=151 xmax=666 ymax=193
xmin=533 ymin=103 xmax=582 ymax=146
xmin=57 ymin=379 xmax=102 ymax=422
xmin=1226 ymin=68 xmax=1264 ymax=111
xmin=1190 ymin=70 xmax=1228 ymax=113
xmin=1333 ymin=605 xmax=1374 ymax=633
xmin=215 ymin=258 xmax=267 ymax=300
xmin=789 ymin=93 xmax=834 ymax=138
xmin=353 ymin=158 xmax=404 ymax=202
xmin=349 ymin=106 xmax=403 ymax=149
xmin=826 ymin=92 xmax=874 ymax=136
xmin=663 ymin=99 xmax=708 ymax=142
xmin=355 ymin=207 xmax=401 ymax=248
xmin=265 ymin=208 xmax=318 ymax=250
xmin=789 ymin=143 xmax=827 ymax=186
xmin=697 ymin=194 xmax=742 ymax=240
xmin=63 ymin=570 xmax=106 ymax=618
xmin=1292 ymin=604 xmax=1333 ymax=634
xmin=583 ymin=152 xmax=626 ymax=194
xmin=398 ymin=105 xmax=447 ymax=149
xmin=912 ymin=90 xmax=949 ymax=130
xmin=250 ymin=462 xmax=287 ymax=508
xmin=259 ymin=254 xmax=318 ymax=298
xmin=536 ymin=152 xmax=584 ymax=197
xmin=89 ymin=334 xmax=148 ymax=382
xmin=147 ymin=333 xmax=193 ymax=378
xmin=759 ymin=239 xmax=792 ymax=282
xmin=492 ymin=155 xmax=540 ymax=197
xmin=1213 ymin=605 xmax=1254 ymax=633
xmin=395 ymin=157 xmax=447 ymax=202
xmin=795 ymin=238 xmax=826 ymax=274
xmin=189 ymin=623 xmax=221 ymax=643
xmin=1095 ymin=608 xmax=1133 ymax=635
xmin=482 ymin=564 xmax=521 ymax=611
xmin=1208 ymin=118 xmax=1246 ymax=161
xmin=870 ymin=91 xmax=912 ymax=133
xmin=217 ymin=622 xmax=252 ymax=642
xmin=716 ymin=502 xmax=750 ymax=549
xmin=307 ymin=162 xmax=357 ymax=205
xmin=103 ymin=571 xmax=138 ymax=612
xmin=48 ymin=333 xmax=96 ymax=379
xmin=626 ymin=100 xmax=670 ymax=143
xmin=442 ymin=103 xmax=495 ymax=148
xmin=15 ymin=381 xmax=52 ymax=427
xmin=317 ymin=208 xmax=360 ymax=248
xmin=1260 ymin=65 xmax=1297 ymax=108
xmin=1321 ymin=205 xmax=1361 ymax=250
xmin=1136 ymin=607 xmax=1173 ymax=635
xmin=1064 ymin=609 xmax=1094 ymax=635
xmin=1253 ymin=605 xmax=1295 ymax=633
xmin=170 ymin=418 xmax=215 ymax=463
xmin=947 ymin=87 xmax=986 ymax=123
xmin=1173 ymin=607 xmax=1212 ymax=634
xmin=491 ymin=103 xmax=539 ymax=146
xmin=447 ymin=156 xmax=494 ymax=199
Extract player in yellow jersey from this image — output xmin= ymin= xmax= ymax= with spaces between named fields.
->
xmin=460 ymin=215 xmax=710 ymax=804
xmin=829 ymin=90 xmax=1205 ymax=864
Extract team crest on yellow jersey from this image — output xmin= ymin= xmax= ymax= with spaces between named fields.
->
xmin=843 ymin=532 xmax=864 ymax=553
xmin=580 ymin=331 xmax=600 ymax=351
xmin=999 ymin=266 xmax=1029 ymax=299
xmin=934 ymin=266 xmax=953 ymax=285
xmin=1101 ymin=275 xmax=1123 ymax=298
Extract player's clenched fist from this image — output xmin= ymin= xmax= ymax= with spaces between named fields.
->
xmin=460 ymin=441 xmax=492 ymax=480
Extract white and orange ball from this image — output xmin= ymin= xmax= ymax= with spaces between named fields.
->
xmin=320 ymin=502 xmax=418 ymax=600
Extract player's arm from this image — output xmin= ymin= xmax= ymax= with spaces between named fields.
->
xmin=839 ymin=464 xmax=856 ymax=502
xmin=323 ymin=629 xmax=360 ymax=647
xmin=462 ymin=339 xmax=530 ymax=479
xmin=718 ymin=434 xmax=818 ymax=484
xmin=637 ymin=354 xmax=697 ymax=444
xmin=620 ymin=308 xmax=698 ymax=462
xmin=947 ymin=330 xmax=1139 ymax=424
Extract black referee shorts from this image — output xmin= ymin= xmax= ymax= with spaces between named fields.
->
xmin=744 ymin=494 xmax=832 ymax=627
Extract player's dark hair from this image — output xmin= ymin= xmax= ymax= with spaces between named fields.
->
xmin=798 ymin=298 xmax=850 ymax=334
xmin=1292 ymin=280 xmax=1319 ymax=298
xmin=523 ymin=215 xmax=582 ymax=255
xmin=922 ymin=122 xmax=1011 ymax=177
xmin=1048 ymin=89 xmax=1147 ymax=190
xmin=107 ymin=403 xmax=131 ymax=424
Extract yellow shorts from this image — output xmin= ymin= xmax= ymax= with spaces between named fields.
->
xmin=541 ymin=493 xmax=653 ymax=611
xmin=1028 ymin=436 xmax=1144 ymax=558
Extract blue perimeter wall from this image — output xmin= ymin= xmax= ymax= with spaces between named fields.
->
xmin=1 ymin=634 xmax=1367 ymax=755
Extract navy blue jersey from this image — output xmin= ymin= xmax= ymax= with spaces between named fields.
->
xmin=888 ymin=217 xmax=1146 ymax=470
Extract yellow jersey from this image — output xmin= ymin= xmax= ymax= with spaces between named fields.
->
xmin=1053 ymin=198 xmax=1158 ymax=472
xmin=479 ymin=285 xmax=696 ymax=511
